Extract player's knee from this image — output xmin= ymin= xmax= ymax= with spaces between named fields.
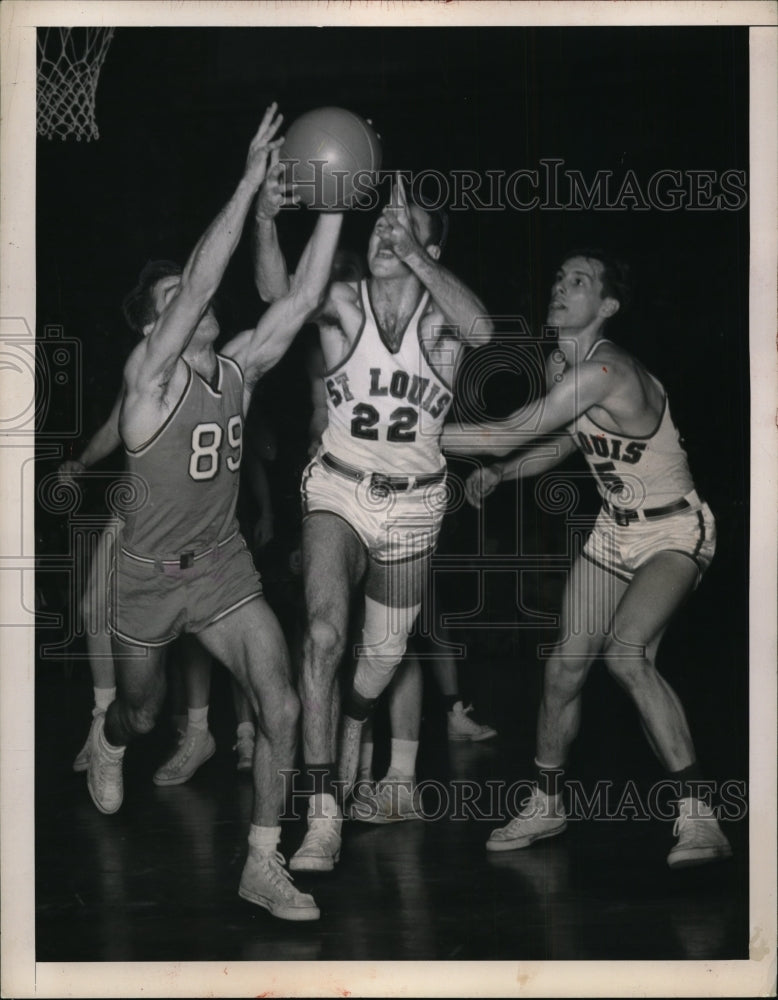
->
xmin=603 ymin=638 xmax=651 ymax=688
xmin=303 ymin=614 xmax=346 ymax=674
xmin=544 ymin=659 xmax=587 ymax=698
xmin=353 ymin=598 xmax=418 ymax=700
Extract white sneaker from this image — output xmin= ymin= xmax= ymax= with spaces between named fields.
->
xmin=448 ymin=702 xmax=497 ymax=742
xmin=349 ymin=776 xmax=424 ymax=824
xmin=73 ymin=709 xmax=103 ymax=772
xmin=289 ymin=795 xmax=342 ymax=872
xmin=239 ymin=849 xmax=320 ymax=921
xmin=337 ymin=715 xmax=365 ymax=797
xmin=234 ymin=732 xmax=255 ymax=773
xmin=153 ymin=728 xmax=215 ymax=786
xmin=667 ymin=797 xmax=733 ymax=869
xmin=86 ymin=713 xmax=125 ymax=815
xmin=486 ymin=787 xmax=567 ymax=852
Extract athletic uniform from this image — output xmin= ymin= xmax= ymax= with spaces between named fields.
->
xmin=110 ymin=355 xmax=262 ymax=646
xmin=302 ymin=279 xmax=451 ymax=564
xmin=568 ymin=340 xmax=715 ymax=584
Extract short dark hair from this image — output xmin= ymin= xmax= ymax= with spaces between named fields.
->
xmin=407 ymin=197 xmax=449 ymax=251
xmin=122 ymin=259 xmax=182 ymax=333
xmin=561 ymin=248 xmax=632 ymax=312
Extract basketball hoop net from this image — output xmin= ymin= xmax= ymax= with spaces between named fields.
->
xmin=37 ymin=27 xmax=116 ymax=141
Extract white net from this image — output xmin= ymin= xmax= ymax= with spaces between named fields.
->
xmin=37 ymin=27 xmax=116 ymax=141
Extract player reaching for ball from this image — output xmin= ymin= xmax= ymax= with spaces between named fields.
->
xmin=441 ymin=250 xmax=732 ymax=868
xmin=85 ymin=104 xmax=344 ymax=921
xmin=255 ymin=166 xmax=493 ymax=870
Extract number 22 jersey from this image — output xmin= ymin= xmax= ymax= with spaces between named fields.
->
xmin=121 ymin=355 xmax=244 ymax=560
xmin=320 ymin=279 xmax=453 ymax=476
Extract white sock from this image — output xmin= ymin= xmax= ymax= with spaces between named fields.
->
xmin=237 ymin=721 xmax=255 ymax=740
xmin=387 ymin=738 xmax=418 ymax=780
xmin=248 ymin=824 xmax=280 ymax=853
xmin=358 ymin=740 xmax=374 ymax=779
xmin=94 ymin=686 xmax=115 ymax=713
xmin=449 ymin=700 xmax=464 ymax=714
xmin=188 ymin=706 xmax=209 ymax=732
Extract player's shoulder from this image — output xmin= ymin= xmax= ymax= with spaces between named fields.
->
xmin=329 ymin=279 xmax=360 ymax=305
xmin=122 ymin=337 xmax=149 ymax=384
xmin=587 ymin=339 xmax=637 ymax=371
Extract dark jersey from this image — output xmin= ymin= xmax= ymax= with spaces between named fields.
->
xmin=121 ymin=355 xmax=244 ymax=559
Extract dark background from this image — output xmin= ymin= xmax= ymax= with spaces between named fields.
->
xmin=34 ymin=25 xmax=751 ymax=963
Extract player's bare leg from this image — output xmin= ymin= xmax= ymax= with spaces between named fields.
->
xmin=196 ymin=597 xmax=319 ymax=920
xmin=73 ymin=520 xmax=120 ymax=772
xmin=601 ymin=550 xmax=731 ymax=868
xmin=350 ymin=653 xmax=424 ymax=823
xmin=338 ymin=554 xmax=428 ymax=797
xmin=291 ymin=512 xmax=367 ymax=871
xmin=488 ymin=554 xmax=609 ymax=851
xmin=154 ymin=634 xmax=215 ymax=786
xmin=86 ymin=639 xmax=168 ymax=814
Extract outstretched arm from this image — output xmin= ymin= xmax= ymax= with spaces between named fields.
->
xmin=137 ymin=105 xmax=284 ymax=388
xmin=252 ymin=148 xmax=299 ymax=302
xmin=224 ymin=211 xmax=343 ymax=401
xmin=442 ymin=359 xmax=618 ymax=456
xmin=378 ymin=175 xmax=493 ymax=346
xmin=463 ymin=435 xmax=577 ymax=508
xmin=58 ymin=388 xmax=124 ymax=482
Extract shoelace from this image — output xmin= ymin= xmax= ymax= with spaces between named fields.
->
xmin=672 ymin=799 xmax=716 ymax=839
xmin=259 ymin=851 xmax=299 ymax=897
xmin=165 ymin=738 xmax=200 ymax=767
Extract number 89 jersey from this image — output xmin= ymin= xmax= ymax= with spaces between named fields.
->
xmin=320 ymin=280 xmax=453 ymax=476
xmin=121 ymin=356 xmax=244 ymax=560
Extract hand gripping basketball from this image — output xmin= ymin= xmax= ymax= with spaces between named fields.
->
xmin=256 ymin=148 xmax=300 ymax=221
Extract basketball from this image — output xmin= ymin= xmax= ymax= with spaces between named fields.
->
xmin=280 ymin=107 xmax=382 ymax=210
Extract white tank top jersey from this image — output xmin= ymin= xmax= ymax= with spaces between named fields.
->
xmin=568 ymin=340 xmax=696 ymax=510
xmin=320 ymin=279 xmax=453 ymax=476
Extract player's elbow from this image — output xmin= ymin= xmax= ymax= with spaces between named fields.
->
xmin=293 ymin=283 xmax=327 ymax=320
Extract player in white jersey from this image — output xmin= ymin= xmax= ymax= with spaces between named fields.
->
xmin=442 ymin=250 xmax=731 ymax=868
xmin=255 ymin=174 xmax=493 ymax=869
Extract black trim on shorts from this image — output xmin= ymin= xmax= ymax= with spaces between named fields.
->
xmin=370 ymin=545 xmax=436 ymax=567
xmin=692 ymin=509 xmax=706 ymax=560
xmin=581 ymin=548 xmax=633 ymax=584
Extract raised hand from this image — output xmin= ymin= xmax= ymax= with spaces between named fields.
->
xmin=377 ymin=173 xmax=423 ymax=260
xmin=245 ymin=103 xmax=286 ymax=190
xmin=464 ymin=464 xmax=503 ymax=509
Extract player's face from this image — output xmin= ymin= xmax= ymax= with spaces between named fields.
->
xmin=367 ymin=204 xmax=436 ymax=276
xmin=546 ymin=257 xmax=617 ymax=331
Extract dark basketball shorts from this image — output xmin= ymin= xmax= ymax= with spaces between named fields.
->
xmin=109 ymin=529 xmax=263 ymax=647
xmin=583 ymin=501 xmax=716 ymax=585
xmin=300 ymin=451 xmax=448 ymax=565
